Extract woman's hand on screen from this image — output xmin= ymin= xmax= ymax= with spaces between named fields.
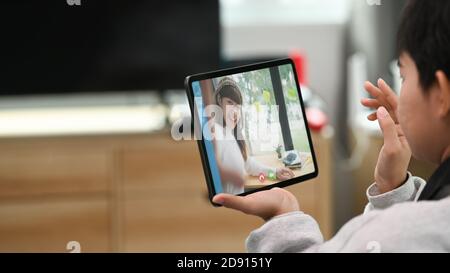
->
xmin=276 ymin=167 xmax=295 ymax=180
xmin=212 ymin=187 xmax=299 ymax=221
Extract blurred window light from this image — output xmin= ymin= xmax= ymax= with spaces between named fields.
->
xmin=220 ymin=0 xmax=351 ymax=26
xmin=0 ymin=105 xmax=167 ymax=137
xmin=0 ymin=93 xmax=167 ymax=137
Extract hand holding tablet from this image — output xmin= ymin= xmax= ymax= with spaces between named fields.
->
xmin=185 ymin=58 xmax=318 ymax=206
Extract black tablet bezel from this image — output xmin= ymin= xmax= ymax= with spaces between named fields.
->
xmin=185 ymin=58 xmax=319 ymax=206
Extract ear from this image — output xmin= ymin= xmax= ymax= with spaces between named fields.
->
xmin=435 ymin=70 xmax=450 ymax=118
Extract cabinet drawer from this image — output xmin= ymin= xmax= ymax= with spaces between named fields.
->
xmin=122 ymin=193 xmax=260 ymax=252
xmin=122 ymin=139 xmax=205 ymax=193
xmin=0 ymin=198 xmax=110 ymax=252
xmin=122 ymin=182 xmax=318 ymax=252
xmin=0 ymin=151 xmax=111 ymax=198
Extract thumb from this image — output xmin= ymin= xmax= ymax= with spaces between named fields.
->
xmin=377 ymin=106 xmax=399 ymax=149
xmin=212 ymin=194 xmax=253 ymax=214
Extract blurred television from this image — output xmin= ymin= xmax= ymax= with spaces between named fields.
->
xmin=0 ymin=0 xmax=220 ymax=95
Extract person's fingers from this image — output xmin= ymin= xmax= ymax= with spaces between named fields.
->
xmin=212 ymin=193 xmax=229 ymax=205
xmin=367 ymin=112 xmax=377 ymax=121
xmin=364 ymin=80 xmax=393 ymax=112
xmin=286 ymin=168 xmax=295 ymax=177
xmin=377 ymin=79 xmax=399 ymax=123
xmin=361 ymin=98 xmax=382 ymax=109
xmin=212 ymin=194 xmax=255 ymax=214
xmin=365 ymin=79 xmax=398 ymax=111
xmin=364 ymin=81 xmax=390 ymax=104
xmin=364 ymin=81 xmax=384 ymax=101
xmin=367 ymin=110 xmax=396 ymax=122
xmin=363 ymin=79 xmax=399 ymax=123
xmin=377 ymin=107 xmax=400 ymax=150
xmin=278 ymin=174 xmax=290 ymax=180
xmin=277 ymin=168 xmax=294 ymax=180
xmin=377 ymin=78 xmax=398 ymax=111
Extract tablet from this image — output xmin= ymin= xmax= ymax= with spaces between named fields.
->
xmin=185 ymin=58 xmax=318 ymax=205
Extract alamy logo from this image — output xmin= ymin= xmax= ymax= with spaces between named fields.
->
xmin=366 ymin=241 xmax=381 ymax=253
xmin=66 ymin=241 xmax=81 ymax=253
xmin=67 ymin=0 xmax=81 ymax=6
xmin=366 ymin=0 xmax=381 ymax=6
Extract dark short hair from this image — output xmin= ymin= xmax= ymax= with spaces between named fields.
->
xmin=397 ymin=0 xmax=450 ymax=91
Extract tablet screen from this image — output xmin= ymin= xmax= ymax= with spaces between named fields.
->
xmin=186 ymin=59 xmax=317 ymax=198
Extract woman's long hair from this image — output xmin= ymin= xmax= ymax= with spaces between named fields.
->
xmin=215 ymin=77 xmax=247 ymax=161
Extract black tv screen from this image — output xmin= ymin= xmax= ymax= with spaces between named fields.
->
xmin=0 ymin=0 xmax=220 ymax=95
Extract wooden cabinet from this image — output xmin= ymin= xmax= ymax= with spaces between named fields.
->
xmin=0 ymin=150 xmax=110 ymax=198
xmin=0 ymin=198 xmax=110 ymax=252
xmin=0 ymin=130 xmax=333 ymax=252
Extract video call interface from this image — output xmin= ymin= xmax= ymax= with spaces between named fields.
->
xmin=192 ymin=64 xmax=315 ymax=195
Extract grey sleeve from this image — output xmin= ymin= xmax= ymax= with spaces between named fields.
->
xmin=246 ymin=211 xmax=324 ymax=253
xmin=364 ymin=173 xmax=426 ymax=212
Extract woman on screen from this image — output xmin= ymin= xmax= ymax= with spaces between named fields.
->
xmin=212 ymin=77 xmax=294 ymax=195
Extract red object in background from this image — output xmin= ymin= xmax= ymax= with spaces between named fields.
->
xmin=289 ymin=50 xmax=308 ymax=86
xmin=306 ymin=108 xmax=328 ymax=132
xmin=290 ymin=50 xmax=328 ymax=132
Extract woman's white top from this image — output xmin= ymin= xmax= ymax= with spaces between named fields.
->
xmin=213 ymin=123 xmax=275 ymax=195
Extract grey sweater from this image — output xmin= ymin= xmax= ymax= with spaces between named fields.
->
xmin=246 ymin=174 xmax=450 ymax=252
